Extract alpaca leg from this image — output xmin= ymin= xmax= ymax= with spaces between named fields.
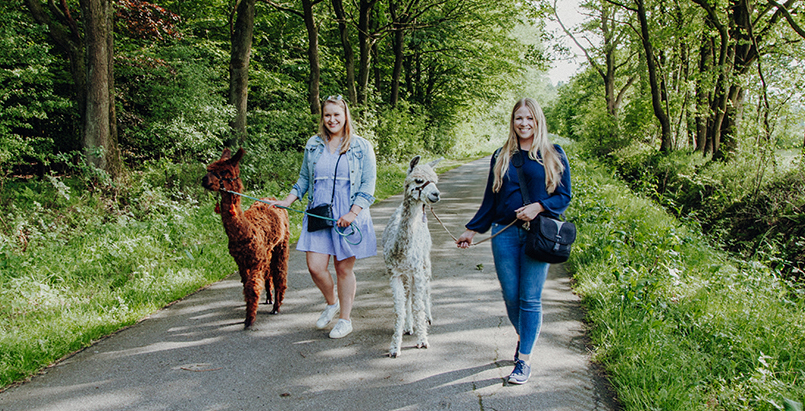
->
xmin=425 ymin=267 xmax=433 ymax=325
xmin=413 ymin=271 xmax=430 ymax=349
xmin=389 ymin=273 xmax=407 ymax=358
xmin=270 ymin=241 xmax=289 ymax=314
xmin=243 ymin=271 xmax=265 ymax=328
xmin=261 ymin=251 xmax=274 ymax=306
xmin=403 ymin=275 xmax=414 ymax=335
xmin=264 ymin=270 xmax=274 ymax=305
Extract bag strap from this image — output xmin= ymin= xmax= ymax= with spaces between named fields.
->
xmin=512 ymin=148 xmax=531 ymax=205
xmin=330 ymin=152 xmax=343 ymax=204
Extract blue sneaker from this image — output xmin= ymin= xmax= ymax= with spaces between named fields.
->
xmin=508 ymin=359 xmax=531 ymax=385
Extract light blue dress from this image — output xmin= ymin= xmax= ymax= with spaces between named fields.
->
xmin=297 ymin=149 xmax=377 ymax=260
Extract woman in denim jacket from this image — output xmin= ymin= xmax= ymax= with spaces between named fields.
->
xmin=272 ymin=96 xmax=377 ymax=339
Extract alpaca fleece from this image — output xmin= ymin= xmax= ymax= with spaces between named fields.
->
xmin=382 ymin=156 xmax=442 ymax=358
xmin=202 ymin=148 xmax=290 ymax=328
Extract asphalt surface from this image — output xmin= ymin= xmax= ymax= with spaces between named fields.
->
xmin=0 ymin=155 xmax=617 ymax=411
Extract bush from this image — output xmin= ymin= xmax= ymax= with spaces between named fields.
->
xmin=372 ymin=100 xmax=429 ymax=163
xmin=116 ymin=41 xmax=233 ymax=163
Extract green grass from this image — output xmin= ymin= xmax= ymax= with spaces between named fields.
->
xmin=566 ymin=148 xmax=805 ymax=410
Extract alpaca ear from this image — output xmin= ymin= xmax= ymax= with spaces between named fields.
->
xmin=230 ymin=147 xmax=245 ymax=164
xmin=408 ymin=155 xmax=421 ymax=175
xmin=427 ymin=157 xmax=443 ymax=169
xmin=220 ymin=148 xmax=232 ymax=160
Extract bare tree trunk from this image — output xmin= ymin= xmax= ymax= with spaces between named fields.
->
xmin=357 ymin=0 xmax=379 ymax=105
xmin=228 ymin=0 xmax=256 ymax=146
xmin=80 ymin=0 xmax=120 ymax=177
xmin=105 ymin=0 xmax=120 ymax=177
xmin=389 ymin=0 xmax=407 ymax=107
xmin=636 ymin=0 xmax=671 ymax=152
xmin=302 ymin=0 xmax=321 ymax=115
xmin=694 ymin=28 xmax=713 ymax=153
xmin=332 ymin=0 xmax=357 ymax=104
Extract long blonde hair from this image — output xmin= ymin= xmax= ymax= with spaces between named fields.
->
xmin=318 ymin=95 xmax=355 ymax=154
xmin=493 ymin=98 xmax=564 ymax=194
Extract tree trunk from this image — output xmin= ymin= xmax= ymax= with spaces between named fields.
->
xmin=228 ymin=0 xmax=256 ymax=146
xmin=389 ymin=22 xmax=406 ymax=106
xmin=694 ymin=28 xmax=713 ymax=153
xmin=636 ymin=0 xmax=671 ymax=152
xmin=80 ymin=0 xmax=120 ymax=177
xmin=332 ymin=0 xmax=357 ymax=105
xmin=302 ymin=0 xmax=321 ymax=115
xmin=357 ymin=0 xmax=379 ymax=105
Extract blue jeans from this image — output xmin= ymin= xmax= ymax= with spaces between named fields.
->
xmin=490 ymin=222 xmax=549 ymax=356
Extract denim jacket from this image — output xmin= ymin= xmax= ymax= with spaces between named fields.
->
xmin=290 ymin=134 xmax=377 ymax=210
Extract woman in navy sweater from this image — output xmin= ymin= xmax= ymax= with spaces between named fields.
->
xmin=456 ymin=98 xmax=571 ymax=384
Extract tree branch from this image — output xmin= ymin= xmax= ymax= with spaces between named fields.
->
xmin=768 ymin=0 xmax=805 ymax=38
xmin=260 ymin=0 xmax=304 ymax=18
xmin=552 ymin=0 xmax=605 ymax=78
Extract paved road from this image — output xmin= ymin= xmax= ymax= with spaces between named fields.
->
xmin=0 ymin=156 xmax=617 ymax=411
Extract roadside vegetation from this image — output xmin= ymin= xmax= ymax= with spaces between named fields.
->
xmin=566 ymin=145 xmax=805 ymax=410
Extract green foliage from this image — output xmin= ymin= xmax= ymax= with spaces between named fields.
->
xmin=0 ymin=5 xmax=72 ymax=177
xmin=567 ymin=148 xmax=805 ymax=410
xmin=603 ymin=139 xmax=805 ymax=279
xmin=372 ymin=100 xmax=429 ymax=162
xmin=116 ymin=41 xmax=233 ymax=162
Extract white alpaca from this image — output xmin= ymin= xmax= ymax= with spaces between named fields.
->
xmin=383 ymin=155 xmax=442 ymax=358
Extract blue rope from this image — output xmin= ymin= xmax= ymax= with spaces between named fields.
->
xmin=220 ymin=188 xmax=363 ymax=245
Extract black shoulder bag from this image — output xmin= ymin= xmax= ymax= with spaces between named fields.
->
xmin=512 ymin=149 xmax=576 ymax=264
xmin=307 ymin=153 xmax=343 ymax=232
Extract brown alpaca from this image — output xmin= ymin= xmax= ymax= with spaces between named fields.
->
xmin=202 ymin=148 xmax=290 ymax=328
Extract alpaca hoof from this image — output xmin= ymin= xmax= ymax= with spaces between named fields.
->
xmin=416 ymin=342 xmax=429 ymax=349
xmin=389 ymin=351 xmax=399 ymax=358
xmin=270 ymin=308 xmax=280 ymax=315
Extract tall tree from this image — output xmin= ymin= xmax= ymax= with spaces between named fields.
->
xmin=357 ymin=0 xmax=381 ymax=104
xmin=264 ymin=0 xmax=324 ymax=114
xmin=228 ymin=0 xmax=257 ymax=145
xmin=332 ymin=0 xmax=358 ymax=104
xmin=25 ymin=0 xmax=121 ymax=177
xmin=555 ymin=0 xmax=636 ymax=120
xmin=690 ymin=0 xmax=805 ymax=158
xmin=633 ymin=0 xmax=672 ymax=152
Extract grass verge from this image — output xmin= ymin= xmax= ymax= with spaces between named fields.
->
xmin=566 ymin=148 xmax=805 ymax=410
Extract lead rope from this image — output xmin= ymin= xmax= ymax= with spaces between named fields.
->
xmin=428 ymin=206 xmax=520 ymax=246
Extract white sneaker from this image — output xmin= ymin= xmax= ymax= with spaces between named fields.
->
xmin=316 ymin=303 xmax=339 ymax=329
xmin=329 ymin=319 xmax=353 ymax=339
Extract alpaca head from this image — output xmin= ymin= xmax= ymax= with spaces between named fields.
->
xmin=202 ymin=148 xmax=245 ymax=192
xmin=405 ymin=155 xmax=442 ymax=205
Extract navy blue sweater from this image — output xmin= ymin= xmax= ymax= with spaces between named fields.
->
xmin=466 ymin=145 xmax=572 ymax=234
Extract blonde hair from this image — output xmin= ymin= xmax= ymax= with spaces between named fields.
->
xmin=493 ymin=98 xmax=564 ymax=194
xmin=318 ymin=96 xmax=355 ymax=154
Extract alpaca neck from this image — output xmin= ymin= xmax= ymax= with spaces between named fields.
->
xmin=220 ymin=182 xmax=246 ymax=232
xmin=398 ymin=198 xmax=426 ymax=231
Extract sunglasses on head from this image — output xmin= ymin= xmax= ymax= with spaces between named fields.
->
xmin=325 ymin=95 xmax=343 ymax=101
